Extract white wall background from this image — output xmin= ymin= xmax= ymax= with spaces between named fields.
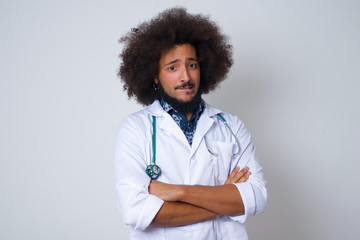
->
xmin=1 ymin=0 xmax=359 ymax=239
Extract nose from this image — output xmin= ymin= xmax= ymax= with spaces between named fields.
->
xmin=180 ymin=66 xmax=190 ymax=83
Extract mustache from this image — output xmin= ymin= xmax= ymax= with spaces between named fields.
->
xmin=175 ymin=82 xmax=194 ymax=89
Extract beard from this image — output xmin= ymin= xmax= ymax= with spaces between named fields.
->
xmin=158 ymin=83 xmax=202 ymax=113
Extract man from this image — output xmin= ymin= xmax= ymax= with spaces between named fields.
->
xmin=115 ymin=7 xmax=267 ymax=240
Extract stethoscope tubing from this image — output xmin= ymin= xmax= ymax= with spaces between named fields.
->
xmin=205 ymin=114 xmax=241 ymax=157
xmin=152 ymin=116 xmax=156 ymax=165
xmin=148 ymin=113 xmax=246 ymax=179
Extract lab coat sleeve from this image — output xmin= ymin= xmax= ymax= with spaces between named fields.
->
xmin=227 ymin=115 xmax=267 ymax=223
xmin=114 ymin=115 xmax=164 ymax=230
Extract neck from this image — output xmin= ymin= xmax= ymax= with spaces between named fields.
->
xmin=185 ymin=112 xmax=193 ymax=121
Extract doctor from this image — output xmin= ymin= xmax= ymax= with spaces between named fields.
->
xmin=115 ymin=7 xmax=267 ymax=240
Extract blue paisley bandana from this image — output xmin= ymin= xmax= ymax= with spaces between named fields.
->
xmin=160 ymin=99 xmax=205 ymax=146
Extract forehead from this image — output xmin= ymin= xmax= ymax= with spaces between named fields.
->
xmin=159 ymin=44 xmax=197 ymax=63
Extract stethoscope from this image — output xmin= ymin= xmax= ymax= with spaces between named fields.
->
xmin=146 ymin=113 xmax=247 ymax=179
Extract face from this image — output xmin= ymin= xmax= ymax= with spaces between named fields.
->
xmin=155 ymin=44 xmax=200 ymax=103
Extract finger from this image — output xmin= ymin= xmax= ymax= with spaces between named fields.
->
xmin=230 ymin=166 xmax=240 ymax=176
xmin=232 ymin=167 xmax=249 ymax=182
xmin=238 ymin=171 xmax=251 ymax=183
xmin=225 ymin=166 xmax=240 ymax=184
xmin=235 ymin=167 xmax=249 ymax=179
xmin=226 ymin=166 xmax=249 ymax=184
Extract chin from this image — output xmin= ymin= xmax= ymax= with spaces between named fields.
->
xmin=160 ymin=85 xmax=202 ymax=113
xmin=177 ymin=97 xmax=194 ymax=103
xmin=176 ymin=94 xmax=196 ymax=102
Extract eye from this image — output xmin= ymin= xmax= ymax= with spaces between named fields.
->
xmin=168 ymin=66 xmax=176 ymax=71
xmin=188 ymin=63 xmax=197 ymax=69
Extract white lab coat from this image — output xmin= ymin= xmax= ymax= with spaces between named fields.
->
xmin=114 ymin=100 xmax=267 ymax=240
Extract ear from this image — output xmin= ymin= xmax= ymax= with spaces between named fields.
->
xmin=153 ymin=76 xmax=159 ymax=84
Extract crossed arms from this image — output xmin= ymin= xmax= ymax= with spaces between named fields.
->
xmin=149 ymin=166 xmax=251 ymax=227
xmin=115 ymin=114 xmax=267 ymax=230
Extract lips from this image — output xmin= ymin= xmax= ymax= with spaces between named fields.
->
xmin=175 ymin=82 xmax=194 ymax=90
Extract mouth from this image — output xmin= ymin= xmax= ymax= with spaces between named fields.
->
xmin=175 ymin=82 xmax=194 ymax=90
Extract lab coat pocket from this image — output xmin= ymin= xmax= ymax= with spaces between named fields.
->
xmin=213 ymin=141 xmax=234 ymax=185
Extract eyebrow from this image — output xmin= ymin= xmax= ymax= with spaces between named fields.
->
xmin=163 ymin=58 xmax=198 ymax=67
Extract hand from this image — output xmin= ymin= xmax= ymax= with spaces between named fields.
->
xmin=225 ymin=166 xmax=251 ymax=184
xmin=149 ymin=180 xmax=181 ymax=201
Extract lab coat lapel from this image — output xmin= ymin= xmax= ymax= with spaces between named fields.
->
xmin=190 ymin=103 xmax=221 ymax=157
xmin=146 ymin=100 xmax=190 ymax=148
xmin=159 ymin=113 xmax=189 ymax=148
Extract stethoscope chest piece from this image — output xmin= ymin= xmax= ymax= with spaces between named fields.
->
xmin=146 ymin=164 xmax=161 ymax=179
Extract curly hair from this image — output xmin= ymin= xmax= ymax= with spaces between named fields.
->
xmin=118 ymin=7 xmax=233 ymax=106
